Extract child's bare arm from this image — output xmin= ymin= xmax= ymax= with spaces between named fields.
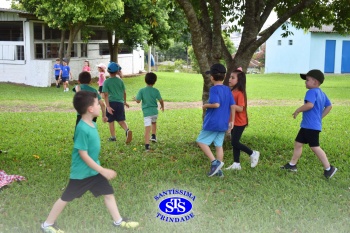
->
xmin=293 ymin=102 xmax=314 ymax=119
xmin=78 ymin=150 xmax=116 ymax=180
xmin=99 ymin=99 xmax=108 ymax=122
xmin=159 ymin=99 xmax=164 ymax=112
xmin=322 ymin=105 xmax=332 ymax=118
xmin=203 ymin=103 xmax=220 ymax=110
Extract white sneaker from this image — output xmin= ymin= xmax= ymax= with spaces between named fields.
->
xmin=225 ymin=162 xmax=241 ymax=170
xmin=66 ymin=88 xmax=69 ymax=92
xmin=250 ymin=150 xmax=260 ymax=168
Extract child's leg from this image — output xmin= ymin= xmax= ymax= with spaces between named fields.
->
xmin=104 ymin=194 xmax=122 ymax=222
xmin=290 ymin=141 xmax=303 ymax=164
xmin=109 ymin=122 xmax=116 ymax=137
xmin=118 ymin=121 xmax=129 ymax=131
xmin=151 ymin=122 xmax=156 ymax=135
xmin=310 ymin=146 xmax=331 ymax=169
xmin=145 ymin=125 xmax=151 ymax=145
xmin=197 ymin=142 xmax=215 ymax=161
xmin=215 ymin=146 xmax=224 ymax=162
xmin=44 ymin=198 xmax=68 ymax=225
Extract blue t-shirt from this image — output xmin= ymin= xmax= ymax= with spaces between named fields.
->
xmin=301 ymin=88 xmax=331 ymax=131
xmin=70 ymin=120 xmax=101 ymax=179
xmin=203 ymin=85 xmax=235 ymax=131
xmin=54 ymin=64 xmax=61 ymax=76
xmin=61 ymin=65 xmax=70 ymax=78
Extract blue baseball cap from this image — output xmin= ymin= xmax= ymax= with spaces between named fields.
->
xmin=107 ymin=62 xmax=122 ymax=73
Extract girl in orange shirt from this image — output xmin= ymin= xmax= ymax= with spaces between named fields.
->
xmin=225 ymin=67 xmax=260 ymax=170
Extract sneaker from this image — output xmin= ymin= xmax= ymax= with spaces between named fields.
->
xmin=250 ymin=150 xmax=260 ymax=168
xmin=65 ymin=88 xmax=69 ymax=92
xmin=126 ymin=129 xmax=132 ymax=143
xmin=225 ymin=162 xmax=241 ymax=170
xmin=114 ymin=220 xmax=139 ymax=229
xmin=280 ymin=163 xmax=297 ymax=172
xmin=215 ymin=169 xmax=224 ymax=178
xmin=207 ymin=160 xmax=224 ymax=177
xmin=57 ymin=84 xmax=60 ymax=88
xmin=150 ymin=136 xmax=157 ymax=142
xmin=324 ymin=165 xmax=337 ymax=179
xmin=108 ymin=137 xmax=116 ymax=141
xmin=41 ymin=223 xmax=64 ymax=233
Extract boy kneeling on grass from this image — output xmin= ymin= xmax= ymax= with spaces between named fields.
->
xmin=41 ymin=91 xmax=139 ymax=233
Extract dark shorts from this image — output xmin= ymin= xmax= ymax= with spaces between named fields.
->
xmin=295 ymin=128 xmax=320 ymax=147
xmin=98 ymin=86 xmax=103 ymax=93
xmin=61 ymin=174 xmax=114 ymax=202
xmin=107 ymin=102 xmax=125 ymax=122
xmin=61 ymin=77 xmax=69 ymax=82
xmin=55 ymin=75 xmax=60 ymax=81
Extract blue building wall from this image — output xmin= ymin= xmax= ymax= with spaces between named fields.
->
xmin=266 ymin=25 xmax=350 ymax=74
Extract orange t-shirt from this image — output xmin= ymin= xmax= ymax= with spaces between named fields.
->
xmin=232 ymin=90 xmax=247 ymax=126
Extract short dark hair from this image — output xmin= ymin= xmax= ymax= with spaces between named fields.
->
xmin=211 ymin=73 xmax=225 ymax=81
xmin=145 ymin=72 xmax=157 ymax=85
xmin=73 ymin=91 xmax=97 ymax=115
xmin=79 ymin=71 xmax=92 ymax=84
xmin=55 ymin=58 xmax=60 ymax=61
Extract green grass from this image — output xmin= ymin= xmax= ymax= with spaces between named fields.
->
xmin=0 ymin=73 xmax=350 ymax=233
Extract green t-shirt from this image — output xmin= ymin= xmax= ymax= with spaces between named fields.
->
xmin=79 ymin=84 xmax=101 ymax=100
xmin=136 ymin=86 xmax=162 ymax=117
xmin=76 ymin=84 xmax=101 ymax=116
xmin=70 ymin=120 xmax=100 ymax=179
xmin=102 ymin=76 xmax=125 ymax=103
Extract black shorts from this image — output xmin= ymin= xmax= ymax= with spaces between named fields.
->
xmin=55 ymin=75 xmax=60 ymax=81
xmin=61 ymin=174 xmax=114 ymax=202
xmin=107 ymin=102 xmax=125 ymax=122
xmin=98 ymin=86 xmax=103 ymax=93
xmin=295 ymin=128 xmax=320 ymax=147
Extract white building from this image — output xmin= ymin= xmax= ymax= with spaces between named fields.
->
xmin=0 ymin=8 xmax=145 ymax=87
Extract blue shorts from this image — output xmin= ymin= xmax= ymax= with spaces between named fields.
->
xmin=107 ymin=102 xmax=125 ymax=122
xmin=61 ymin=76 xmax=69 ymax=82
xmin=196 ymin=130 xmax=225 ymax=147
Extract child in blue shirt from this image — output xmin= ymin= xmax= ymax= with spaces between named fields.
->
xmin=281 ymin=69 xmax=337 ymax=179
xmin=41 ymin=91 xmax=139 ymax=233
xmin=53 ymin=58 xmax=61 ymax=88
xmin=196 ymin=64 xmax=235 ymax=177
xmin=59 ymin=58 xmax=72 ymax=92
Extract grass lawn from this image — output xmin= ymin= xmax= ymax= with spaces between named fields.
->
xmin=0 ymin=72 xmax=350 ymax=233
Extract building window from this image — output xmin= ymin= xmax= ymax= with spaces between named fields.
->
xmin=33 ymin=22 xmax=86 ymax=59
xmin=289 ymin=40 xmax=293 ymax=45
xmin=278 ymin=40 xmax=281 ymax=45
xmin=0 ymin=22 xmax=23 ymax=41
xmin=99 ymin=43 xmax=110 ymax=55
xmin=16 ymin=45 xmax=24 ymax=60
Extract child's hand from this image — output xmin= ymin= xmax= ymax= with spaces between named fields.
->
xmin=107 ymin=106 xmax=114 ymax=114
xmin=292 ymin=110 xmax=299 ymax=119
xmin=102 ymin=116 xmax=108 ymax=123
xmin=124 ymin=102 xmax=130 ymax=108
xmin=100 ymin=168 xmax=117 ymax=180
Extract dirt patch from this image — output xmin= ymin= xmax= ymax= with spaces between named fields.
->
xmin=1 ymin=100 xmax=349 ymax=113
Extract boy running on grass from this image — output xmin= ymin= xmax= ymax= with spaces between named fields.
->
xmin=134 ymin=72 xmax=164 ymax=151
xmin=281 ymin=69 xmax=337 ymax=179
xmin=196 ymin=63 xmax=235 ymax=177
xmin=41 ymin=91 xmax=139 ymax=233
xmin=102 ymin=62 xmax=132 ymax=143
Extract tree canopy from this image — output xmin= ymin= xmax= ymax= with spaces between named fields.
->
xmin=175 ymin=0 xmax=350 ymax=101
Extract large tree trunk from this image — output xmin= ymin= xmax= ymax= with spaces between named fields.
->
xmin=65 ymin=24 xmax=83 ymax=62
xmin=107 ymin=31 xmax=119 ymax=63
xmin=59 ymin=30 xmax=65 ymax=61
